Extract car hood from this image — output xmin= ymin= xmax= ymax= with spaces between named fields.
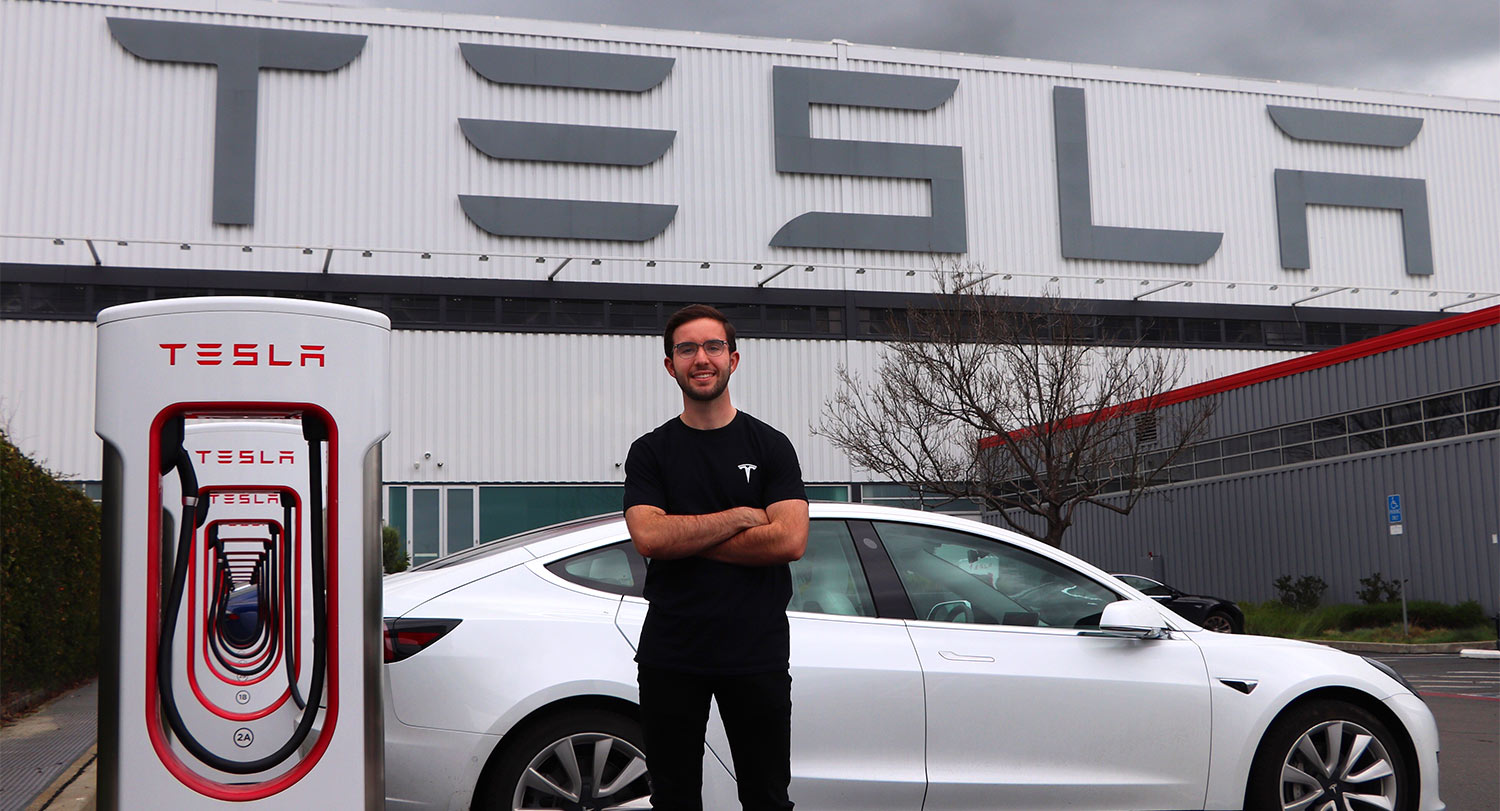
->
xmin=1187 ymin=630 xmax=1407 ymax=700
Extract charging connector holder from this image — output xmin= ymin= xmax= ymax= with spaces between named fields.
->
xmin=145 ymin=403 xmax=340 ymax=800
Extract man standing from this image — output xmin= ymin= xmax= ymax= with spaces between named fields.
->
xmin=624 ymin=304 xmax=809 ymax=811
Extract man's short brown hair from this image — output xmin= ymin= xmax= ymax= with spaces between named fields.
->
xmin=663 ymin=304 xmax=736 ymax=357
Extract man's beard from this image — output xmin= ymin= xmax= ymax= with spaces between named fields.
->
xmin=676 ymin=367 xmax=730 ymax=402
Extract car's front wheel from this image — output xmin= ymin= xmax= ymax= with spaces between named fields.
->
xmin=477 ymin=708 xmax=652 ymax=810
xmin=1246 ymin=699 xmax=1410 ymax=811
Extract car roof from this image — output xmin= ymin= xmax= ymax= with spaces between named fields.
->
xmin=418 ymin=502 xmax=1120 ymax=585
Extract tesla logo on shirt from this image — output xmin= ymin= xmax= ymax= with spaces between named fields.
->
xmin=738 ymin=463 xmax=757 ymax=483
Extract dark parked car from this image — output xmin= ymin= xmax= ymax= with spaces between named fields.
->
xmin=1112 ymin=574 xmax=1244 ymax=633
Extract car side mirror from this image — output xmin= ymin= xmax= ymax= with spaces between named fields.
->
xmin=926 ymin=600 xmax=973 ymax=623
xmin=1092 ymin=600 xmax=1171 ymax=639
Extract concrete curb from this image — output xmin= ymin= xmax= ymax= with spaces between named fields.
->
xmin=1460 ymin=648 xmax=1500 ymax=659
xmin=24 ymin=744 xmax=95 ymax=811
xmin=1306 ymin=639 xmax=1495 ymax=654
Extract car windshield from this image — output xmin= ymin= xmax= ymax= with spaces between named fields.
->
xmin=411 ymin=512 xmax=624 ymax=571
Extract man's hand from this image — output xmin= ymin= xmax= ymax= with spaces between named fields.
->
xmin=626 ymin=504 xmax=768 ymax=560
xmin=696 ymin=500 xmax=809 ymax=566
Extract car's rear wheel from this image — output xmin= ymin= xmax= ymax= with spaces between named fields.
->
xmin=1202 ymin=608 xmax=1237 ymax=633
xmin=477 ymin=707 xmax=652 ymax=810
xmin=1246 ymin=699 xmax=1410 ymax=811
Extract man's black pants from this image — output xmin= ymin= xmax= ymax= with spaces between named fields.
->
xmin=637 ymin=664 xmax=794 ymax=811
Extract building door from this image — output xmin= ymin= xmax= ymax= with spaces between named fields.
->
xmin=407 ymin=486 xmax=478 ymax=566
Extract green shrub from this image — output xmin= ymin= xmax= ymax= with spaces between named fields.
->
xmin=1242 ymin=599 xmax=1493 ymax=640
xmin=1 ymin=433 xmax=101 ymax=698
xmin=1274 ymin=574 xmax=1328 ymax=611
xmin=1338 ymin=600 xmax=1486 ymax=631
xmin=383 ymin=524 xmax=409 ymax=574
xmin=1356 ymin=572 xmax=1403 ymax=604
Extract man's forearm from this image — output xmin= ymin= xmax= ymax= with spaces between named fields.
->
xmin=628 ymin=507 xmax=766 ymax=560
xmin=696 ymin=522 xmax=805 ymax=566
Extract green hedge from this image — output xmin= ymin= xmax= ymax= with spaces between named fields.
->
xmin=1336 ymin=600 xmax=1487 ymax=631
xmin=1244 ymin=599 xmax=1492 ymax=639
xmin=1 ymin=433 xmax=101 ymax=698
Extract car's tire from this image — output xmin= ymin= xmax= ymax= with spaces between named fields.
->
xmin=1202 ymin=608 xmax=1237 ymax=633
xmin=475 ymin=707 xmax=652 ymax=810
xmin=1245 ymin=699 xmax=1411 ymax=811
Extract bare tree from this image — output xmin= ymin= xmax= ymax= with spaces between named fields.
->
xmin=816 ymin=266 xmax=1214 ymax=547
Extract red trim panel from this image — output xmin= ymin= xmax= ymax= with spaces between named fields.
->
xmin=146 ymin=402 xmax=341 ymax=801
xmin=981 ymin=306 xmax=1499 ymax=447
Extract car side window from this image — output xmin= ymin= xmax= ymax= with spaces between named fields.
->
xmin=1120 ymin=575 xmax=1172 ymax=598
xmin=786 ymin=520 xmax=877 ymax=618
xmin=546 ymin=540 xmax=646 ymax=597
xmin=874 ymin=522 xmax=1118 ymax=629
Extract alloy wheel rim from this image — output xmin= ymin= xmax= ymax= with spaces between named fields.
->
xmin=1202 ymin=614 xmax=1235 ymax=633
xmin=1279 ymin=720 xmax=1397 ymax=811
xmin=511 ymin=732 xmax=651 ymax=811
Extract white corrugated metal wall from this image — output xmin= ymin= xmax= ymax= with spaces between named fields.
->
xmin=3 ymin=0 xmax=1497 ymax=312
xmin=0 ymin=319 xmax=1306 ymax=483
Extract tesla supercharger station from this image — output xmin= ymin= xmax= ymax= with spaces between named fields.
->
xmin=95 ymin=298 xmax=389 ymax=808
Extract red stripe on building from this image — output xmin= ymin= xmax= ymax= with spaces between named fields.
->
xmin=980 ymin=306 xmax=1499 ymax=448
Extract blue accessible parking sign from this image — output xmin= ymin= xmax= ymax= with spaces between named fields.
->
xmin=1387 ymin=494 xmax=1402 ymax=523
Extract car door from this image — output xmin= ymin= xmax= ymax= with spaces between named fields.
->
xmin=871 ymin=521 xmax=1212 ymax=811
xmin=615 ymin=518 xmax=926 ymax=811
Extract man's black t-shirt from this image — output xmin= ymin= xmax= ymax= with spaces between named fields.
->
xmin=623 ymin=411 xmax=806 ymax=675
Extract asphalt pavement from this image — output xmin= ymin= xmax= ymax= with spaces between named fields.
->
xmin=3 ymin=656 xmax=1495 ymax=809
xmin=1377 ymin=654 xmax=1499 ymax=811
xmin=0 ymin=682 xmax=96 ymax=811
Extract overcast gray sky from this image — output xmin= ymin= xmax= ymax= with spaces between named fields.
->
xmin=330 ymin=0 xmax=1499 ymax=99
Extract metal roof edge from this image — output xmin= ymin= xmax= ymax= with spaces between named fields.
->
xmin=980 ymin=305 xmax=1499 ymax=448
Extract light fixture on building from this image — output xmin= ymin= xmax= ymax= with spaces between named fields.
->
xmin=1094 ymin=278 xmax=1104 ymax=284
xmin=1428 ymin=291 xmax=1438 ymax=297
xmin=905 ymin=270 xmax=916 ymax=276
xmin=242 ymin=246 xmax=252 ymax=253
xmin=1183 ymin=282 xmax=1193 ymax=287
xmin=421 ymin=252 xmax=431 ymax=259
xmin=1389 ymin=289 xmax=1400 ymax=296
xmin=1048 ymin=276 xmax=1058 ymax=282
xmin=1350 ymin=288 xmax=1359 ymax=294
xmin=646 ymin=260 xmax=656 ymax=267
xmin=116 ymin=241 xmax=128 ymax=246
xmin=362 ymin=250 xmax=373 ymax=258
xmin=855 ymin=267 xmax=866 ymax=274
xmin=1269 ymin=285 xmax=1278 ymax=291
xmin=1002 ymin=274 xmax=1013 ymax=280
xmin=590 ymin=258 xmax=601 ymax=265
xmin=1226 ymin=283 xmax=1236 ymax=289
xmin=302 ymin=248 xmax=313 ymax=255
xmin=180 ymin=243 xmax=191 ymax=250
xmin=753 ymin=263 xmax=763 ymax=270
xmin=1310 ymin=287 xmax=1320 ymax=292
xmin=52 ymin=238 xmax=64 ymax=245
xmin=535 ymin=256 xmax=546 ymax=263
xmin=700 ymin=262 xmax=710 ymax=268
xmin=805 ymin=265 xmax=814 ymax=272
xmin=478 ymin=254 xmax=489 ymax=261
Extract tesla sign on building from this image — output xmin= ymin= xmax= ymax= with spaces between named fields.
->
xmin=3 ymin=0 xmax=1497 ymax=294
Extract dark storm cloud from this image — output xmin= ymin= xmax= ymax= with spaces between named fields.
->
xmin=338 ymin=0 xmax=1498 ymax=97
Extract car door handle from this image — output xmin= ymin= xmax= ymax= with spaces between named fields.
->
xmin=938 ymin=650 xmax=994 ymax=663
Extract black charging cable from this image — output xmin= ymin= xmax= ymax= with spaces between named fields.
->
xmin=155 ymin=415 xmax=330 ymax=774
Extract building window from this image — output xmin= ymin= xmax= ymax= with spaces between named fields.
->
xmin=1095 ymin=382 xmax=1499 ymax=494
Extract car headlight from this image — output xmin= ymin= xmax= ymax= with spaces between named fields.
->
xmin=1362 ymin=656 xmax=1424 ymax=702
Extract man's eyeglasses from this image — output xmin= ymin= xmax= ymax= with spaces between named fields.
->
xmin=672 ymin=339 xmax=729 ymax=358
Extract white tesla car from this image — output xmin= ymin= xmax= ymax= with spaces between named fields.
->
xmin=382 ymin=503 xmax=1442 ymax=811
